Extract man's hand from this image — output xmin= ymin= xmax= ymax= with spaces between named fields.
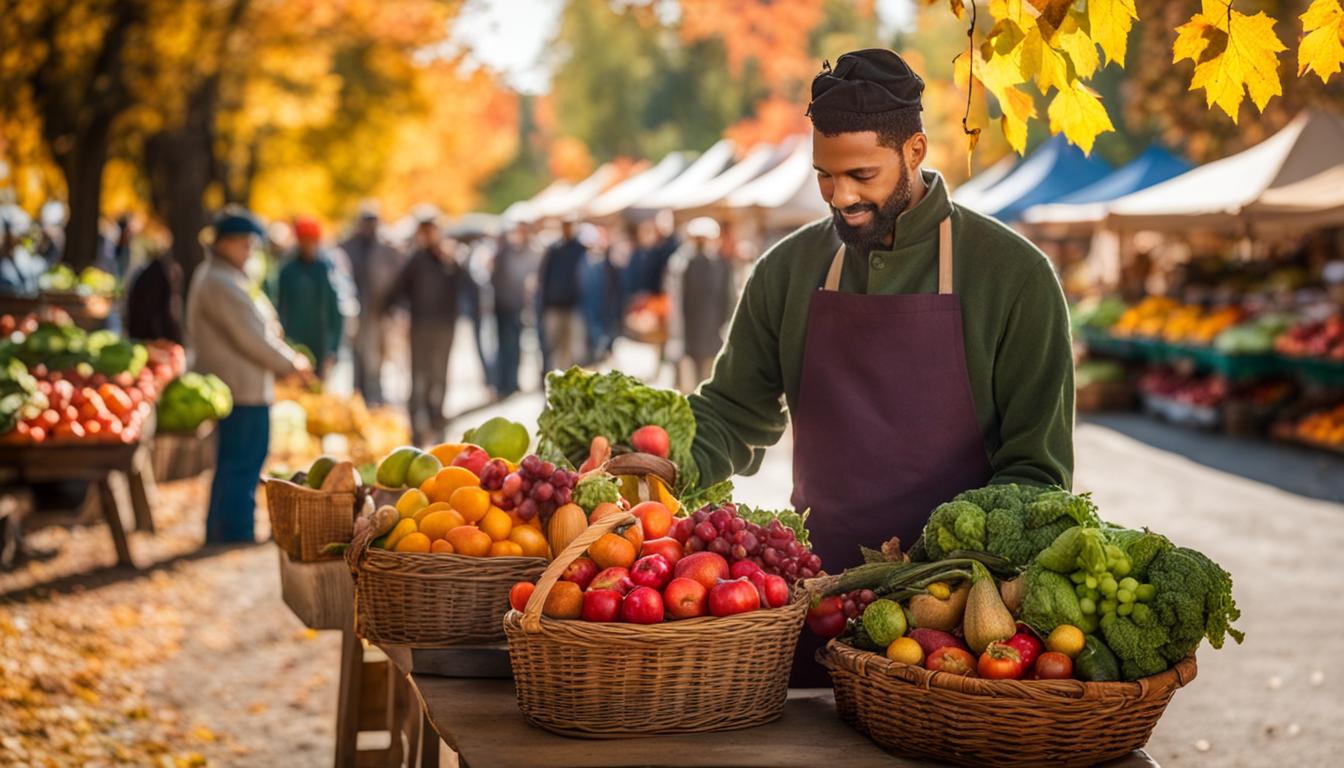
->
xmin=291 ymin=354 xmax=317 ymax=387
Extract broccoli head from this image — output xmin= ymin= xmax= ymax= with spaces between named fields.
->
xmin=1020 ymin=564 xmax=1085 ymax=634
xmin=1148 ymin=546 xmax=1244 ymax=665
xmin=1100 ymin=608 xmax=1173 ymax=680
xmin=923 ymin=500 xmax=986 ymax=559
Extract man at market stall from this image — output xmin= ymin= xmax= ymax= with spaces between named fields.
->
xmin=272 ymin=215 xmax=344 ymax=378
xmin=187 ymin=207 xmax=313 ymax=544
xmin=687 ymin=49 xmax=1074 ymax=681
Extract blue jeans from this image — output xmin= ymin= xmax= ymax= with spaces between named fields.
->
xmin=207 ymin=405 xmax=270 ymax=543
xmin=494 ymin=309 xmax=522 ymax=397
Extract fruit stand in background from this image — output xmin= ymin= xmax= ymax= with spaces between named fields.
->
xmin=0 ymin=266 xmax=118 ymax=330
xmin=270 ymin=381 xmax=411 ymax=470
xmin=150 ymin=368 xmax=231 ymax=482
xmin=0 ymin=315 xmax=185 ymax=567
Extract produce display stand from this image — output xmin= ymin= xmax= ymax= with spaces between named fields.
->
xmin=149 ymin=421 xmax=217 ymax=483
xmin=0 ymin=441 xmax=157 ymax=567
xmin=0 ymin=292 xmax=112 ymax=330
xmin=403 ymin=675 xmax=1162 ymax=768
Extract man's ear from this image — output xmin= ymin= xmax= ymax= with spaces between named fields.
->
xmin=904 ymin=132 xmax=928 ymax=172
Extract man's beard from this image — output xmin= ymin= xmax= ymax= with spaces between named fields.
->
xmin=830 ymin=167 xmax=912 ymax=255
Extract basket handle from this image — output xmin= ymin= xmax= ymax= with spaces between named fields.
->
xmin=519 ymin=511 xmax=637 ymax=633
xmin=345 ymin=519 xmax=378 ymax=574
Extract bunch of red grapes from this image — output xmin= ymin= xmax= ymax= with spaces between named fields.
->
xmin=839 ymin=588 xmax=878 ymax=620
xmin=670 ymin=503 xmax=822 ymax=584
xmin=480 ymin=455 xmax=578 ymax=522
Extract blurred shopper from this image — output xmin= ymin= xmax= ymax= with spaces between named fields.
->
xmin=579 ymin=225 xmax=619 ymax=363
xmin=667 ymin=217 xmax=734 ymax=392
xmin=339 ymin=207 xmax=403 ymax=405
xmin=272 ymin=216 xmax=343 ymax=376
xmin=385 ymin=216 xmax=463 ymax=446
xmin=645 ymin=210 xmax=681 ymax=294
xmin=187 ymin=207 xmax=312 ymax=544
xmin=460 ymin=235 xmax=494 ymax=393
xmin=125 ymin=244 xmax=184 ymax=343
xmin=491 ymin=221 xmax=537 ymax=397
xmin=538 ymin=218 xmax=587 ymax=375
xmin=1 ymin=219 xmax=42 ymax=295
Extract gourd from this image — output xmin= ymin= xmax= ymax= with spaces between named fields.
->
xmin=907 ymin=581 xmax=970 ymax=632
xmin=963 ymin=561 xmax=1017 ymax=653
xmin=547 ymin=503 xmax=588 ymax=555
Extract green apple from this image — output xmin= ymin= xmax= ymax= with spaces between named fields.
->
xmin=405 ymin=452 xmax=443 ymax=489
xmin=463 ymin=417 xmax=531 ymax=462
xmin=376 ymin=446 xmax=421 ymax=488
xmin=306 ymin=456 xmax=337 ymax=489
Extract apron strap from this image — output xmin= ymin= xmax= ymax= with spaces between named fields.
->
xmin=823 ymin=214 xmax=955 ymax=293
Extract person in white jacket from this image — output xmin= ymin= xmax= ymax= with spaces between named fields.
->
xmin=186 ymin=206 xmax=312 ymax=544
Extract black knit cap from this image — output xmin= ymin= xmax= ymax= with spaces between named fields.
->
xmin=807 ymin=49 xmax=924 ymax=117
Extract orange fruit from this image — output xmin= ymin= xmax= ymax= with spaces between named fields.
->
xmin=419 ymin=509 xmax=466 ymax=541
xmin=394 ymin=532 xmax=432 ymax=553
xmin=589 ymin=532 xmax=637 ymax=570
xmin=542 ymin=581 xmax=583 ymax=619
xmin=489 ymin=541 xmax=524 ymax=557
xmin=419 ymin=474 xmax=438 ymax=500
xmin=509 ymin=581 xmax=535 ymax=611
xmin=508 ymin=525 xmax=550 ymax=558
xmin=620 ymin=521 xmax=643 ymax=553
xmin=429 ymin=442 xmax=467 ymax=466
xmin=395 ymin=489 xmax=429 ymax=518
xmin=431 ymin=539 xmax=455 ymax=554
xmin=479 ymin=508 xmax=513 ymax=542
xmin=431 ymin=466 xmax=479 ymax=503
xmin=413 ymin=501 xmax=453 ymax=525
xmin=384 ymin=518 xmax=418 ymax=550
xmin=445 ymin=525 xmax=492 ymax=557
xmin=450 ymin=486 xmax=491 ymax=523
xmin=631 ymin=501 xmax=672 ymax=539
xmin=589 ymin=502 xmax=622 ymax=524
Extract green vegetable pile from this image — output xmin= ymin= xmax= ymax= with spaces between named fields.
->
xmin=572 ymin=472 xmax=622 ymax=514
xmin=12 ymin=322 xmax=147 ymax=377
xmin=1070 ymin=296 xmax=1128 ymax=334
xmin=537 ymin=367 xmax=698 ymax=493
xmin=1074 ymin=359 xmax=1126 ymax=390
xmin=1213 ymin=313 xmax=1297 ymax=355
xmin=1021 ymin=524 xmax=1243 ymax=680
xmin=737 ymin=504 xmax=812 ymax=547
xmin=157 ymin=373 xmax=233 ymax=432
xmin=922 ymin=484 xmax=1102 ymax=567
xmin=38 ymin=265 xmax=117 ymax=295
xmin=0 ymin=357 xmax=46 ymax=435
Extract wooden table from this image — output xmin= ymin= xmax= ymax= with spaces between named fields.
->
xmin=406 ymin=676 xmax=1162 ymax=768
xmin=0 ymin=442 xmax=158 ymax=567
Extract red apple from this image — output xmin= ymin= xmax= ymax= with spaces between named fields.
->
xmin=760 ymin=573 xmax=790 ymax=608
xmin=450 ymin=445 xmax=490 ymax=478
xmin=589 ymin=566 xmax=634 ymax=595
xmin=630 ymin=554 xmax=673 ymax=590
xmin=730 ymin=559 xmax=762 ymax=580
xmin=673 ymin=551 xmax=729 ymax=590
xmin=663 ymin=577 xmax=708 ymax=619
xmin=581 ymin=589 xmax=622 ymax=622
xmin=640 ymin=537 xmax=683 ymax=566
xmin=629 ymin=425 xmax=670 ymax=458
xmin=621 ymin=586 xmax=665 ymax=624
xmin=708 ymin=578 xmax=761 ymax=617
xmin=561 ymin=556 xmax=599 ymax=590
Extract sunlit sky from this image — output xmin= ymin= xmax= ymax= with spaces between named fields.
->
xmin=450 ymin=0 xmax=917 ymax=94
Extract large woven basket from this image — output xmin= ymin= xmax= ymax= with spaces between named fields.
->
xmin=504 ymin=512 xmax=808 ymax=738
xmin=263 ymin=478 xmax=356 ymax=562
xmin=346 ymin=524 xmax=547 ymax=647
xmin=819 ymin=639 xmax=1197 ymax=768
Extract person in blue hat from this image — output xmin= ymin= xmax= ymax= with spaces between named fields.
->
xmin=186 ymin=206 xmax=313 ymax=544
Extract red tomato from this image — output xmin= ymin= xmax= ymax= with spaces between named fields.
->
xmin=926 ymin=646 xmax=977 ymax=676
xmin=51 ymin=421 xmax=85 ymax=442
xmin=1034 ymin=651 xmax=1074 ymax=680
xmin=83 ymin=420 xmax=102 ymax=438
xmin=977 ymin=642 xmax=1025 ymax=680
xmin=27 ymin=425 xmax=46 ymax=444
xmin=39 ymin=409 xmax=60 ymax=428
xmin=98 ymin=384 xmax=134 ymax=419
xmin=63 ymin=405 xmax=80 ymax=423
xmin=509 ymin=581 xmax=535 ymax=612
xmin=805 ymin=596 xmax=846 ymax=639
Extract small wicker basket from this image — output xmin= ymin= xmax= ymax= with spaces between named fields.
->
xmin=346 ymin=523 xmax=547 ymax=647
xmin=819 ymin=639 xmax=1197 ymax=768
xmin=263 ymin=478 xmax=356 ymax=562
xmin=504 ymin=512 xmax=808 ymax=738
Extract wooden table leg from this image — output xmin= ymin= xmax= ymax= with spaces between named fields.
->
xmin=97 ymin=477 xmax=134 ymax=567
xmin=334 ymin=623 xmax=363 ymax=768
xmin=129 ymin=445 xmax=158 ymax=534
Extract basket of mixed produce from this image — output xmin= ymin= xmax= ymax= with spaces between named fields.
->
xmin=265 ymin=455 xmax=365 ymax=562
xmin=813 ymin=484 xmax=1242 ymax=768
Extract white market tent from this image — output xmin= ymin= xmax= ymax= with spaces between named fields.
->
xmin=666 ymin=139 xmax=796 ymax=214
xmin=632 ymin=139 xmax=736 ymax=212
xmin=501 ymin=179 xmax=573 ymax=223
xmin=725 ymin=138 xmax=828 ymax=228
xmin=1104 ymin=110 xmax=1344 ymax=232
xmin=951 ymin=154 xmax=1018 ymax=209
xmin=1244 ymin=164 xmax=1344 ymax=230
xmin=527 ymin=163 xmax=623 ymax=221
xmin=584 ymin=152 xmax=689 ymax=219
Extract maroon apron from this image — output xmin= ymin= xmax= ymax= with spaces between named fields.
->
xmin=790 ymin=216 xmax=993 ymax=685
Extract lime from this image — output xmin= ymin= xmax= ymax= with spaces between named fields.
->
xmin=862 ymin=599 xmax=908 ymax=648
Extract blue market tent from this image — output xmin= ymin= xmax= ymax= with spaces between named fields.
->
xmin=1022 ymin=145 xmax=1192 ymax=225
xmin=969 ymin=135 xmax=1112 ymax=223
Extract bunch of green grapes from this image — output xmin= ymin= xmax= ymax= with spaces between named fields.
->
xmin=1067 ymin=542 xmax=1155 ymax=632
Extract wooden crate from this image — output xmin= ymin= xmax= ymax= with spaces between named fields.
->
xmin=277 ymin=548 xmax=354 ymax=630
xmin=150 ymin=422 xmax=217 ymax=482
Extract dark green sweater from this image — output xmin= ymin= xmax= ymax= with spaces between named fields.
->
xmin=688 ymin=170 xmax=1074 ymax=490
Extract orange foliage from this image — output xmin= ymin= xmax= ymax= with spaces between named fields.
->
xmin=547 ymin=136 xmax=595 ymax=182
xmin=679 ymin=0 xmax=826 ymax=92
xmin=725 ymin=96 xmax=812 ymax=149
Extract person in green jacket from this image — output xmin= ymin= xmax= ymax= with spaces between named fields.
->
xmin=272 ymin=215 xmax=344 ymax=375
xmin=689 ymin=48 xmax=1075 ymax=577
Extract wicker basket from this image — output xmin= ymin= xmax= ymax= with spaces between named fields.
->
xmin=346 ymin=523 xmax=547 ymax=647
xmin=504 ymin=512 xmax=808 ymax=738
xmin=819 ymin=639 xmax=1197 ymax=768
xmin=263 ymin=478 xmax=356 ymax=562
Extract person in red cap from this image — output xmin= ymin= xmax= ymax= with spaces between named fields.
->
xmin=272 ymin=215 xmax=345 ymax=376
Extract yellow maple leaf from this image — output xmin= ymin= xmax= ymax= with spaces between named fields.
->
xmin=1000 ymin=85 xmax=1038 ymax=154
xmin=1299 ymin=0 xmax=1344 ymax=82
xmin=990 ymin=0 xmax=1031 ymax=23
xmin=1088 ymin=0 xmax=1138 ymax=66
xmin=1055 ymin=11 xmax=1101 ymax=79
xmin=1047 ymin=80 xmax=1114 ymax=154
xmin=1019 ymin=20 xmax=1074 ymax=92
xmin=956 ymin=47 xmax=1038 ymax=155
xmin=1174 ymin=0 xmax=1286 ymax=121
xmin=948 ymin=0 xmax=966 ymax=21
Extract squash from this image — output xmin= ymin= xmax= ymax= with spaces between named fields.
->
xmin=963 ymin=562 xmax=1016 ymax=653
xmin=548 ymin=503 xmax=588 ymax=556
xmin=999 ymin=573 xmax=1026 ymax=616
xmin=907 ymin=581 xmax=969 ymax=632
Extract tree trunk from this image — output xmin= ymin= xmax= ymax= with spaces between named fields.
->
xmin=58 ymin=126 xmax=112 ymax=271
xmin=146 ymin=77 xmax=219 ymax=287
